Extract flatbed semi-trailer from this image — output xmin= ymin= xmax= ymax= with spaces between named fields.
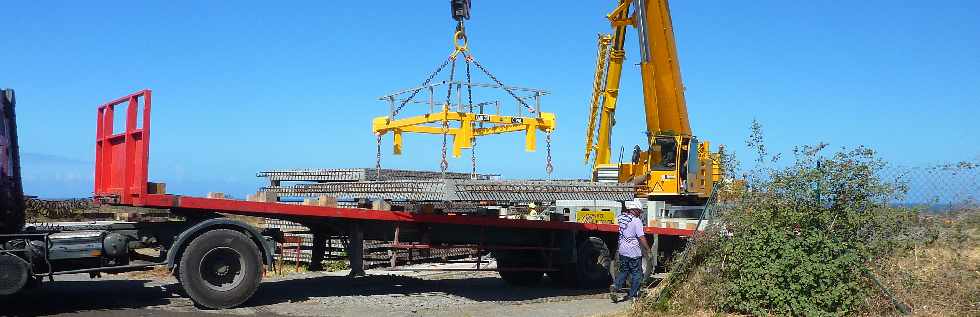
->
xmin=0 ymin=90 xmax=694 ymax=309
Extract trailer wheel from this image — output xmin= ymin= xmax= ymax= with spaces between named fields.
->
xmin=576 ymin=237 xmax=612 ymax=288
xmin=179 ymin=229 xmax=262 ymax=309
xmin=172 ymin=268 xmax=188 ymax=297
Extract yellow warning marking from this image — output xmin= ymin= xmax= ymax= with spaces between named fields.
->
xmin=576 ymin=210 xmax=616 ymax=224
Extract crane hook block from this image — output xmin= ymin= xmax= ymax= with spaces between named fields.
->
xmin=451 ymin=0 xmax=471 ymax=21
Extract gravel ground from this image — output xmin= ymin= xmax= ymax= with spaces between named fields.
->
xmin=0 ymin=262 xmax=629 ymax=317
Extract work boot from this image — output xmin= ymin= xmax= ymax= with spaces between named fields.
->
xmin=609 ymin=285 xmax=619 ymax=303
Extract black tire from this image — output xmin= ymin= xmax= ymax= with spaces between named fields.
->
xmin=178 ymin=229 xmax=263 ymax=309
xmin=172 ymin=268 xmax=188 ymax=297
xmin=576 ymin=237 xmax=612 ymax=288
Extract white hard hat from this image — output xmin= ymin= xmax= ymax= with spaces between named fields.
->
xmin=625 ymin=201 xmax=643 ymax=210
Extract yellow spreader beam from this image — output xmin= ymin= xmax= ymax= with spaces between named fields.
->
xmin=372 ymin=105 xmax=556 ymax=158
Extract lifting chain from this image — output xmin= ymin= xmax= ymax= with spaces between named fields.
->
xmin=546 ymin=132 xmax=554 ymax=177
xmin=440 ymin=56 xmax=459 ymax=176
xmin=465 ymin=56 xmax=474 ymax=112
xmin=465 ymin=54 xmax=477 ymax=178
xmin=470 ymin=136 xmax=477 ymax=178
xmin=441 ymin=121 xmax=450 ymax=175
xmin=375 ymin=134 xmax=383 ymax=178
xmin=385 ymin=20 xmax=546 ymax=178
xmin=391 ymin=22 xmax=467 ymax=118
xmin=392 ymin=58 xmax=452 ymax=118
xmin=463 ymin=51 xmax=537 ymax=115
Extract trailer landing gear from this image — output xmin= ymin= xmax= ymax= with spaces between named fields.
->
xmin=179 ymin=229 xmax=263 ymax=309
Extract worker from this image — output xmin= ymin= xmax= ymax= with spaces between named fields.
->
xmin=610 ymin=200 xmax=649 ymax=303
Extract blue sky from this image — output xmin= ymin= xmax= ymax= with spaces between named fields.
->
xmin=3 ymin=1 xmax=978 ymax=198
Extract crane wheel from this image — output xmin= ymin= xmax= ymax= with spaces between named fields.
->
xmin=575 ymin=237 xmax=612 ymax=288
xmin=179 ymin=229 xmax=262 ymax=309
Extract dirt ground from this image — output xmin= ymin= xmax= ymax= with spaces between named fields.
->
xmin=0 ymin=262 xmax=629 ymax=317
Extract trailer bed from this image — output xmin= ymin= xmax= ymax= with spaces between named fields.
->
xmin=131 ymin=194 xmax=694 ymax=236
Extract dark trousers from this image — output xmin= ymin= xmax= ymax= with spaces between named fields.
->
xmin=613 ymin=255 xmax=643 ymax=298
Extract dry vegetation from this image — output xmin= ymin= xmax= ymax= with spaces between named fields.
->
xmin=626 ymin=209 xmax=979 ymax=317
xmin=863 ymin=209 xmax=980 ymax=316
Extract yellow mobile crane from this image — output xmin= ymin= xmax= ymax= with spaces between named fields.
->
xmin=585 ymin=0 xmax=721 ymax=206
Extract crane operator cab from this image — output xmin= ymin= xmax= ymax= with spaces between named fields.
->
xmin=622 ymin=134 xmax=710 ymax=202
xmin=648 ymin=136 xmax=677 ymax=171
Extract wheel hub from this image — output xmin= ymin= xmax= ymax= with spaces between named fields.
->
xmin=199 ymin=247 xmax=245 ymax=292
xmin=215 ymin=265 xmax=229 ymax=276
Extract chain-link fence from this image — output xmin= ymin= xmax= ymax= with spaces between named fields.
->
xmin=884 ymin=161 xmax=978 ymax=212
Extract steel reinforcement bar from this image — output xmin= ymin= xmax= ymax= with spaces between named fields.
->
xmin=263 ymin=179 xmax=635 ymax=202
xmin=258 ymin=168 xmax=497 ymax=183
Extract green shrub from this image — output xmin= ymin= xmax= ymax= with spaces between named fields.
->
xmin=646 ymin=121 xmax=918 ymax=316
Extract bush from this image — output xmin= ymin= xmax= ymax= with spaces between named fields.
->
xmin=720 ymin=145 xmax=915 ymax=315
xmin=642 ymin=121 xmax=923 ymax=316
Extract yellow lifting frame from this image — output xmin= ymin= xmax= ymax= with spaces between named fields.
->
xmin=372 ymin=106 xmax=556 ymax=158
xmin=373 ymin=21 xmax=556 ymax=161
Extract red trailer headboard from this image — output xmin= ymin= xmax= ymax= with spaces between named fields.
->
xmin=94 ymin=89 xmax=155 ymax=205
